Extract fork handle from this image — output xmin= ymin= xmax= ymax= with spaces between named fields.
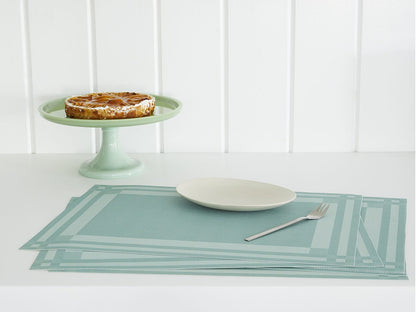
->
xmin=245 ymin=217 xmax=307 ymax=242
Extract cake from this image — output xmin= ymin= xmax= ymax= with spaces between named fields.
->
xmin=65 ymin=92 xmax=155 ymax=120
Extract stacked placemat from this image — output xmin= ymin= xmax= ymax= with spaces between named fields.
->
xmin=21 ymin=185 xmax=407 ymax=279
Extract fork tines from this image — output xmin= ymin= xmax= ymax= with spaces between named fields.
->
xmin=313 ymin=203 xmax=330 ymax=216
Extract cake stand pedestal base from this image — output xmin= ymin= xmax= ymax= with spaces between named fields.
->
xmin=79 ymin=127 xmax=142 ymax=179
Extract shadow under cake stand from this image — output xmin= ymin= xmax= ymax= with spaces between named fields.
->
xmin=39 ymin=95 xmax=182 ymax=179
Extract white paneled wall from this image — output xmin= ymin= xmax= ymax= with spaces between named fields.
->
xmin=0 ymin=0 xmax=414 ymax=153
xmin=359 ymin=0 xmax=415 ymax=151
xmin=94 ymin=0 xmax=158 ymax=153
xmin=228 ymin=0 xmax=290 ymax=152
xmin=293 ymin=0 xmax=357 ymax=152
xmin=0 ymin=0 xmax=28 ymax=153
xmin=29 ymin=0 xmax=93 ymax=153
xmin=161 ymin=0 xmax=222 ymax=152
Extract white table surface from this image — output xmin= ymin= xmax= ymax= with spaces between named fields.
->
xmin=0 ymin=152 xmax=414 ymax=311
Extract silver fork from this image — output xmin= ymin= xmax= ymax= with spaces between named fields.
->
xmin=244 ymin=203 xmax=330 ymax=242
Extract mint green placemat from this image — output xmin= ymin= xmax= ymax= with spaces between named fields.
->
xmin=30 ymin=196 xmax=381 ymax=270
xmin=31 ymin=249 xmax=293 ymax=270
xmin=30 ymin=219 xmax=381 ymax=271
xmin=360 ymin=197 xmax=407 ymax=275
xmin=29 ymin=201 xmax=387 ymax=273
xmin=46 ymin=267 xmax=407 ymax=280
xmin=31 ymin=197 xmax=407 ymax=278
xmin=22 ymin=185 xmax=363 ymax=266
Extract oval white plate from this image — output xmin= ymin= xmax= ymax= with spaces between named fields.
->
xmin=176 ymin=178 xmax=296 ymax=212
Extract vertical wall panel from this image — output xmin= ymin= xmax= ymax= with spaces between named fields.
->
xmin=293 ymin=0 xmax=357 ymax=152
xmin=0 ymin=0 xmax=28 ymax=153
xmin=161 ymin=0 xmax=222 ymax=152
xmin=29 ymin=0 xmax=92 ymax=153
xmin=358 ymin=0 xmax=414 ymax=151
xmin=228 ymin=0 xmax=290 ymax=152
xmin=95 ymin=0 xmax=157 ymax=153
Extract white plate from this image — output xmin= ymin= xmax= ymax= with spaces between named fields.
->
xmin=176 ymin=178 xmax=296 ymax=212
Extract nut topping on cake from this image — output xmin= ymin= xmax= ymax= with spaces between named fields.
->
xmin=65 ymin=92 xmax=155 ymax=120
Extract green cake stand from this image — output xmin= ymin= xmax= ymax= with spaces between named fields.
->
xmin=39 ymin=95 xmax=182 ymax=179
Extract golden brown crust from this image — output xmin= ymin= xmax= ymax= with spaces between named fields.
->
xmin=65 ymin=92 xmax=155 ymax=120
